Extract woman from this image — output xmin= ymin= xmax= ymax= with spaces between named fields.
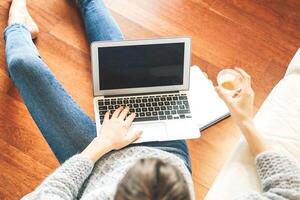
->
xmin=4 ymin=0 xmax=300 ymax=199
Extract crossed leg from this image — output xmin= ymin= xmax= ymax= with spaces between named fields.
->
xmin=4 ymin=0 xmax=123 ymax=163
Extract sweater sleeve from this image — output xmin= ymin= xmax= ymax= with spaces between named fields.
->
xmin=235 ymin=151 xmax=300 ymax=200
xmin=22 ymin=154 xmax=94 ymax=200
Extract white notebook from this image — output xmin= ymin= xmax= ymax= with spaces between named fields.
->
xmin=188 ymin=66 xmax=230 ymax=131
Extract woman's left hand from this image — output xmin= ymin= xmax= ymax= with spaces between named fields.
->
xmin=81 ymin=106 xmax=142 ymax=163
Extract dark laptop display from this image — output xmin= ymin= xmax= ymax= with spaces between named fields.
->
xmin=98 ymin=43 xmax=185 ymax=90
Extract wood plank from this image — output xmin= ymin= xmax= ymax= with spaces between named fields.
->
xmin=192 ymin=179 xmax=209 ymax=200
xmin=0 ymin=92 xmax=59 ymax=168
xmin=0 ymin=138 xmax=54 ymax=199
xmin=0 ymin=0 xmax=299 ymax=199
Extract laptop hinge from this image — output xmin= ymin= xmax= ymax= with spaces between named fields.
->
xmin=103 ymin=91 xmax=181 ymax=98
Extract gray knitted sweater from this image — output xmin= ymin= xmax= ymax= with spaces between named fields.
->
xmin=22 ymin=148 xmax=300 ymax=200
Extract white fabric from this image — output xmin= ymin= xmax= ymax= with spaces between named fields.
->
xmin=204 ymin=48 xmax=300 ymax=200
xmin=286 ymin=48 xmax=300 ymax=76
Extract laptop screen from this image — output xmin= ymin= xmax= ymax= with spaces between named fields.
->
xmin=98 ymin=43 xmax=185 ymax=90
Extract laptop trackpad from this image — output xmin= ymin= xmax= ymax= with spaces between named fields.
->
xmin=130 ymin=122 xmax=167 ymax=143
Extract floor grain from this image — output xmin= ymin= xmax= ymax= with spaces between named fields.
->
xmin=0 ymin=0 xmax=299 ymax=199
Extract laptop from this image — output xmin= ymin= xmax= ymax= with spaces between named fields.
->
xmin=91 ymin=37 xmax=200 ymax=143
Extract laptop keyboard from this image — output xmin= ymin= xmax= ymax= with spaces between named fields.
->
xmin=97 ymin=93 xmax=192 ymax=124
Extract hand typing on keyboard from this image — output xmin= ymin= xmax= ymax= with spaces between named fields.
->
xmin=98 ymin=106 xmax=143 ymax=149
xmin=81 ymin=106 xmax=142 ymax=162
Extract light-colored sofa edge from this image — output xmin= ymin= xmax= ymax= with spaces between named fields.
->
xmin=204 ymin=48 xmax=300 ymax=200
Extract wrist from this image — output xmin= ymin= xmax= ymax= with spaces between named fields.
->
xmin=235 ymin=119 xmax=271 ymax=156
xmin=236 ymin=119 xmax=255 ymax=130
xmin=92 ymin=138 xmax=113 ymax=151
xmin=81 ymin=139 xmax=112 ymax=163
xmin=238 ymin=119 xmax=254 ymax=126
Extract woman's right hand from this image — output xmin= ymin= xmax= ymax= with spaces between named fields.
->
xmin=97 ymin=106 xmax=143 ymax=150
xmin=81 ymin=107 xmax=142 ymax=163
xmin=215 ymin=67 xmax=255 ymax=127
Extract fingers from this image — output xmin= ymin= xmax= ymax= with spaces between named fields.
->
xmin=235 ymin=67 xmax=250 ymax=79
xmin=124 ymin=113 xmax=136 ymax=127
xmin=112 ymin=106 xmax=124 ymax=118
xmin=234 ymin=67 xmax=251 ymax=88
xmin=215 ymin=86 xmax=233 ymax=108
xmin=104 ymin=111 xmax=110 ymax=121
xmin=126 ymin=130 xmax=143 ymax=144
xmin=118 ymin=107 xmax=129 ymax=120
xmin=232 ymin=88 xmax=243 ymax=98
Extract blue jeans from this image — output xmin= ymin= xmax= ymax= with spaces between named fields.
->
xmin=4 ymin=0 xmax=191 ymax=173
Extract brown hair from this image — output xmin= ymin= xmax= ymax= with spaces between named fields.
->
xmin=114 ymin=158 xmax=191 ymax=200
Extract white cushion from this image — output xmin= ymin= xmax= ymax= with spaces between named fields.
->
xmin=204 ymin=139 xmax=300 ymax=200
xmin=204 ymin=49 xmax=300 ymax=200
xmin=286 ymin=48 xmax=300 ymax=76
xmin=254 ymin=74 xmax=300 ymax=142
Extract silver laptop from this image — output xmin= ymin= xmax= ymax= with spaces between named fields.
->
xmin=91 ymin=37 xmax=200 ymax=143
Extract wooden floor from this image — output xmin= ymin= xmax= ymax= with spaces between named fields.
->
xmin=0 ymin=0 xmax=299 ymax=199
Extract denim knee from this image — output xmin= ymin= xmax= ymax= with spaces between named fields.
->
xmin=7 ymin=54 xmax=41 ymax=78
